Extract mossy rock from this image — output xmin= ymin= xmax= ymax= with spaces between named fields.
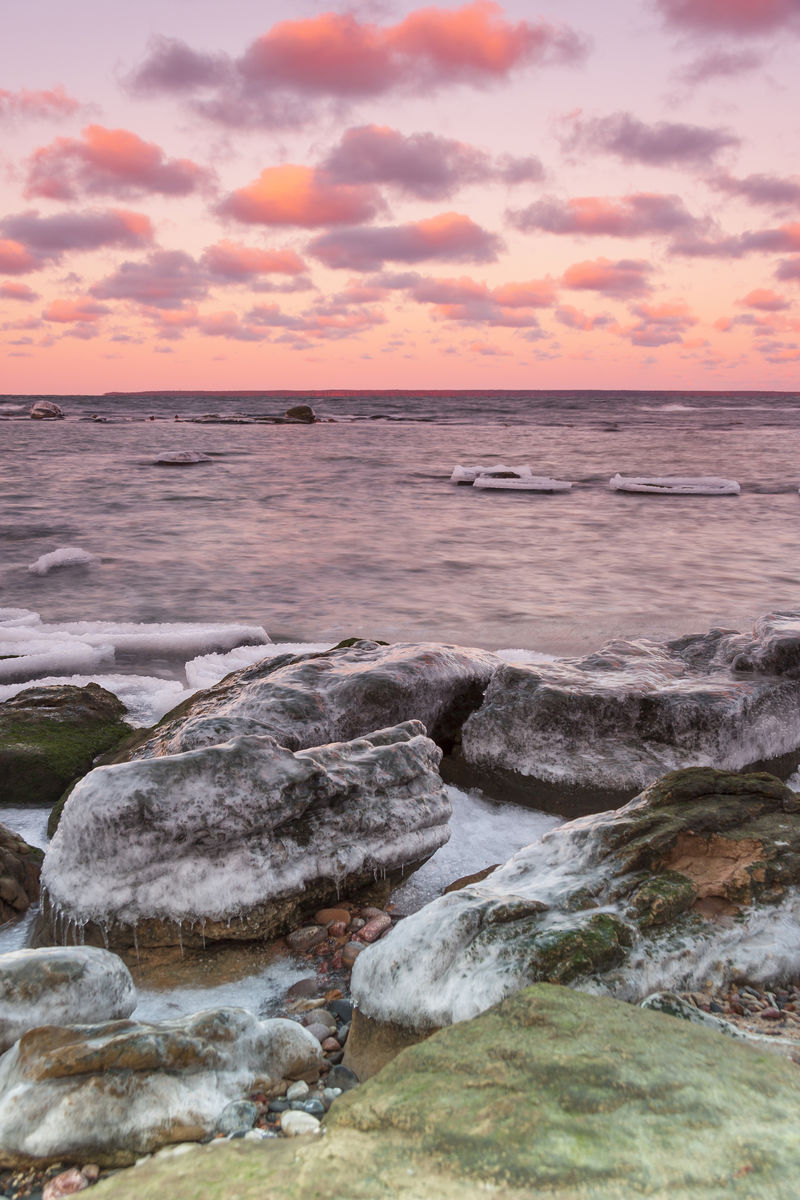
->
xmin=0 ymin=684 xmax=132 ymax=807
xmin=627 ymin=869 xmax=697 ymax=927
xmin=94 ymin=984 xmax=800 ymax=1199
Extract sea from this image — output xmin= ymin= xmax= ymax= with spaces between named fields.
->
xmin=2 ymin=386 xmax=800 ymax=1012
xmin=3 ymin=388 xmax=800 ymax=655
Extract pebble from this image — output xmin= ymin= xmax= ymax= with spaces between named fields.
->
xmin=328 ymin=998 xmax=353 ymax=1023
xmin=280 ymin=1110 xmax=322 ymax=1137
xmin=323 ymin=1087 xmax=342 ymax=1108
xmin=291 ymin=1098 xmax=326 ymax=1117
xmin=285 ymin=926 xmax=327 ymax=953
xmin=314 ymin=907 xmax=351 ymax=926
xmin=305 ymin=1022 xmax=332 ymax=1044
xmin=354 ymin=913 xmax=392 ymax=943
xmin=327 ymin=1064 xmax=359 ymax=1092
xmin=286 ymin=1080 xmax=310 ymax=1102
xmin=215 ymin=1100 xmax=258 ymax=1135
xmin=341 ymin=942 xmax=364 ymax=967
xmin=43 ymin=1171 xmax=89 ymax=1199
xmin=285 ymin=977 xmax=319 ymax=1000
xmin=302 ymin=1009 xmax=336 ymax=1031
xmin=322 ymin=1036 xmax=341 ymax=1052
xmin=268 ymin=1098 xmax=291 ymax=1113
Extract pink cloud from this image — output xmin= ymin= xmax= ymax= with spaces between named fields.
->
xmin=467 ymin=340 xmax=510 ymax=356
xmin=320 ymin=124 xmax=543 ymax=201
xmin=405 ymin=274 xmax=550 ymax=325
xmin=561 ymin=110 xmax=738 ymax=166
xmin=1 ymin=209 xmax=153 ymax=261
xmin=671 ymin=222 xmax=800 ymax=258
xmin=710 ymin=172 xmax=800 ymax=209
xmin=622 ymin=299 xmax=698 ymax=346
xmin=26 ymin=125 xmax=213 ymax=201
xmin=201 ymin=240 xmax=307 ymax=279
xmin=676 ymin=48 xmax=763 ymax=85
xmin=0 ymin=281 xmax=38 ymax=301
xmin=561 ymin=257 xmax=653 ymax=298
xmin=90 ymin=250 xmax=209 ymax=310
xmin=309 ymin=212 xmax=502 ymax=270
xmin=0 ymin=85 xmax=80 ymax=122
xmin=43 ymin=297 xmax=111 ymax=323
xmin=554 ymin=305 xmax=612 ymax=331
xmin=737 ymin=288 xmax=791 ymax=311
xmin=128 ymin=4 xmax=585 ymax=126
xmin=510 ymin=192 xmax=698 ymax=236
xmin=776 ymin=257 xmax=800 ymax=283
xmin=0 ymin=240 xmax=38 ymax=275
xmin=655 ymin=0 xmax=800 ymax=35
xmin=245 ymin=298 xmax=386 ymax=340
xmin=219 ymin=165 xmax=382 ymax=226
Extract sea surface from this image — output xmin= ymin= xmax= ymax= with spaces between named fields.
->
xmin=2 ymin=389 xmax=799 ymax=654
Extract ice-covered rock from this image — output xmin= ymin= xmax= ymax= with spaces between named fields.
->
xmin=152 ymin=451 xmax=212 ymax=465
xmin=28 ymin=548 xmax=96 ymax=576
xmin=449 ymin=463 xmax=531 ymax=484
xmin=0 ymin=684 xmax=132 ymax=808
xmin=29 ymin=402 xmax=63 ymax=420
xmin=0 ymin=1007 xmax=321 ymax=1167
xmin=124 ymin=641 xmax=500 ymax=761
xmin=39 ymin=720 xmax=450 ymax=949
xmin=457 ymin=612 xmax=800 ymax=810
xmin=0 ymin=824 xmax=42 ymax=925
xmin=0 ymin=947 xmax=135 ymax=1052
xmin=609 ymin=474 xmax=740 ymax=495
xmin=348 ymin=767 xmax=800 ymax=1040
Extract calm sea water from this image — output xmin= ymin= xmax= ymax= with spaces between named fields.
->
xmin=2 ymin=389 xmax=800 ymax=654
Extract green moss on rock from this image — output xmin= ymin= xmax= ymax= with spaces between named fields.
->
xmin=627 ymin=870 xmax=697 ymax=927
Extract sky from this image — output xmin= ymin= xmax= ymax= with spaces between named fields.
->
xmin=2 ymin=0 xmax=800 ymax=393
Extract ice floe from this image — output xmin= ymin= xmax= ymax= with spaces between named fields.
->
xmin=609 ymin=474 xmax=740 ymax=495
xmin=28 ymin=548 xmax=96 ymax=575
xmin=152 ymin=451 xmax=213 ymax=465
xmin=473 ymin=475 xmax=572 ymax=492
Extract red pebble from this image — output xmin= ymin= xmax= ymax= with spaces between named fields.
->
xmin=761 ymin=1007 xmax=783 ymax=1020
xmin=43 ymin=1170 xmax=89 ymax=1199
xmin=354 ymin=913 xmax=392 ymax=943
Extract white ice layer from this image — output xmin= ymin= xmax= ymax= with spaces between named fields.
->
xmin=609 ymin=474 xmax=741 ymax=495
xmin=473 ymin=475 xmax=572 ymax=492
xmin=449 ymin=464 xmax=532 ymax=484
xmin=28 ymin=547 xmax=96 ymax=575
xmin=41 ymin=722 xmax=450 ymax=931
xmin=184 ymin=642 xmax=334 ymax=690
xmin=0 ymin=675 xmax=190 ymax=727
xmin=153 ymin=451 xmax=212 ymax=464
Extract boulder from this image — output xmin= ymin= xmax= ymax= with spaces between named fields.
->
xmin=0 ymin=824 xmax=42 ymax=925
xmin=284 ymin=404 xmax=316 ymax=423
xmin=30 ymin=402 xmax=63 ymax=420
xmin=119 ymin=641 xmax=500 ymax=761
xmin=0 ymin=947 xmax=135 ymax=1053
xmin=0 ymin=1007 xmax=321 ymax=1167
xmin=349 ymin=768 xmax=800 ymax=1040
xmin=458 ymin=611 xmax=800 ymax=812
xmin=0 ymin=684 xmax=132 ymax=808
xmin=39 ymin=721 xmax=450 ymax=950
xmin=88 ymin=986 xmax=800 ymax=1199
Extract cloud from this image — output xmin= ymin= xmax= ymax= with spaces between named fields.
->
xmin=26 ymin=125 xmax=214 ymax=201
xmin=127 ymin=4 xmax=585 ymax=127
xmin=401 ymin=273 xmax=553 ymax=325
xmin=309 ymin=212 xmax=502 ymax=270
xmin=621 ymin=299 xmax=697 ymax=346
xmin=737 ymin=288 xmax=791 ymax=311
xmin=90 ymin=250 xmax=209 ymax=309
xmin=0 ymin=281 xmax=38 ymax=301
xmin=561 ymin=257 xmax=653 ymax=297
xmin=43 ymin=297 xmax=111 ymax=323
xmin=670 ymin=221 xmax=800 ymax=258
xmin=709 ymin=172 xmax=800 ymax=209
xmin=776 ymin=257 xmax=800 ymax=283
xmin=675 ymin=48 xmax=763 ymax=85
xmin=320 ymin=124 xmax=543 ymax=201
xmin=509 ymin=192 xmax=698 ymax=236
xmin=0 ymin=209 xmax=153 ymax=267
xmin=554 ymin=305 xmax=612 ymax=331
xmin=561 ymin=110 xmax=739 ymax=166
xmin=219 ymin=165 xmax=383 ymax=226
xmin=0 ymin=85 xmax=80 ymax=122
xmin=655 ymin=0 xmax=800 ymax=36
xmin=245 ymin=299 xmax=386 ymax=340
xmin=201 ymin=240 xmax=307 ymax=279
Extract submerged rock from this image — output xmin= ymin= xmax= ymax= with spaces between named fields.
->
xmin=349 ymin=767 xmax=800 ymax=1037
xmin=0 ymin=684 xmax=132 ymax=808
xmin=0 ymin=947 xmax=135 ymax=1053
xmin=39 ymin=721 xmax=450 ymax=949
xmin=0 ymin=824 xmax=42 ymax=925
xmin=0 ymin=1008 xmax=321 ymax=1167
xmin=458 ymin=611 xmax=800 ymax=811
xmin=284 ymin=404 xmax=316 ymax=423
xmin=29 ymin=402 xmax=63 ymax=420
xmin=90 ymin=985 xmax=800 ymax=1199
xmin=121 ymin=641 xmax=499 ymax=760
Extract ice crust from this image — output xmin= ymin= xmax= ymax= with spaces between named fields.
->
xmin=462 ymin=612 xmax=800 ymax=793
xmin=41 ymin=720 xmax=450 ymax=934
xmin=609 ymin=474 xmax=741 ymax=495
xmin=152 ymin=451 xmax=212 ymax=464
xmin=473 ymin=475 xmax=572 ymax=492
xmin=28 ymin=548 xmax=96 ymax=575
xmin=184 ymin=642 xmax=333 ymax=691
xmin=0 ymin=675 xmax=190 ymax=727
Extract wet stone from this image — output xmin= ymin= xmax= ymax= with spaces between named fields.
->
xmin=285 ymin=1080 xmax=309 ymax=1102
xmin=267 ymin=1099 xmax=290 ymax=1114
xmin=285 ymin=977 xmax=318 ymax=1001
xmin=328 ymin=999 xmax=353 ymax=1023
xmin=291 ymin=1099 xmax=325 ymax=1118
xmin=279 ymin=1110 xmax=321 ymax=1137
xmin=314 ymin=908 xmax=351 ymax=927
xmin=341 ymin=943 xmax=364 ymax=968
xmin=305 ymin=1022 xmax=331 ymax=1044
xmin=215 ymin=1100 xmax=258 ymax=1136
xmin=327 ymin=1064 xmax=359 ymax=1092
xmin=285 ymin=926 xmax=327 ymax=953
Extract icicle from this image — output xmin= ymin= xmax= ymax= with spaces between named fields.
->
xmin=132 ymin=923 xmax=141 ymax=969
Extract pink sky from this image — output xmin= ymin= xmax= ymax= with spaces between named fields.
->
xmin=2 ymin=0 xmax=800 ymax=391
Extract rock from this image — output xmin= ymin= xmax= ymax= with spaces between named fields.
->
xmin=42 ymin=1168 xmax=88 ymax=1197
xmin=284 ymin=405 xmax=316 ymax=423
xmin=285 ymin=1080 xmax=309 ymax=1101
xmin=341 ymin=943 xmax=363 ymax=968
xmin=85 ymin=985 xmax=800 ymax=1199
xmin=640 ymin=992 xmax=798 ymax=1060
xmin=119 ymin=641 xmax=500 ymax=761
xmin=38 ymin=721 xmax=450 ymax=950
xmin=30 ymin=402 xmax=64 ymax=420
xmin=285 ymin=926 xmax=327 ymax=953
xmin=315 ymin=907 xmax=350 ymax=926
xmin=215 ymin=1100 xmax=258 ymax=1135
xmin=350 ymin=768 xmax=800 ymax=1037
xmin=0 ymin=684 xmax=132 ymax=810
xmin=457 ymin=611 xmax=800 ymax=813
xmin=0 ymin=1008 xmax=321 ymax=1167
xmin=279 ymin=1110 xmax=321 ymax=1136
xmin=325 ymin=1064 xmax=359 ymax=1092
xmin=0 ymin=946 xmax=136 ymax=1052
xmin=305 ymin=1023 xmax=331 ymax=1044
xmin=0 ymin=824 xmax=42 ymax=925
xmin=353 ymin=913 xmax=391 ymax=942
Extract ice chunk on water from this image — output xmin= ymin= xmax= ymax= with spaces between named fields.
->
xmin=153 ymin=451 xmax=212 ymax=465
xmin=473 ymin=475 xmax=572 ymax=492
xmin=185 ymin=642 xmax=334 ymax=690
xmin=609 ymin=474 xmax=740 ymax=495
xmin=56 ymin=619 xmax=270 ymax=660
xmin=28 ymin=547 xmax=96 ymax=575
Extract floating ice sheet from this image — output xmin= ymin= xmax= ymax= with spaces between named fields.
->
xmin=609 ymin=474 xmax=741 ymax=495
xmin=28 ymin=547 xmax=96 ymax=575
xmin=473 ymin=475 xmax=572 ymax=492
